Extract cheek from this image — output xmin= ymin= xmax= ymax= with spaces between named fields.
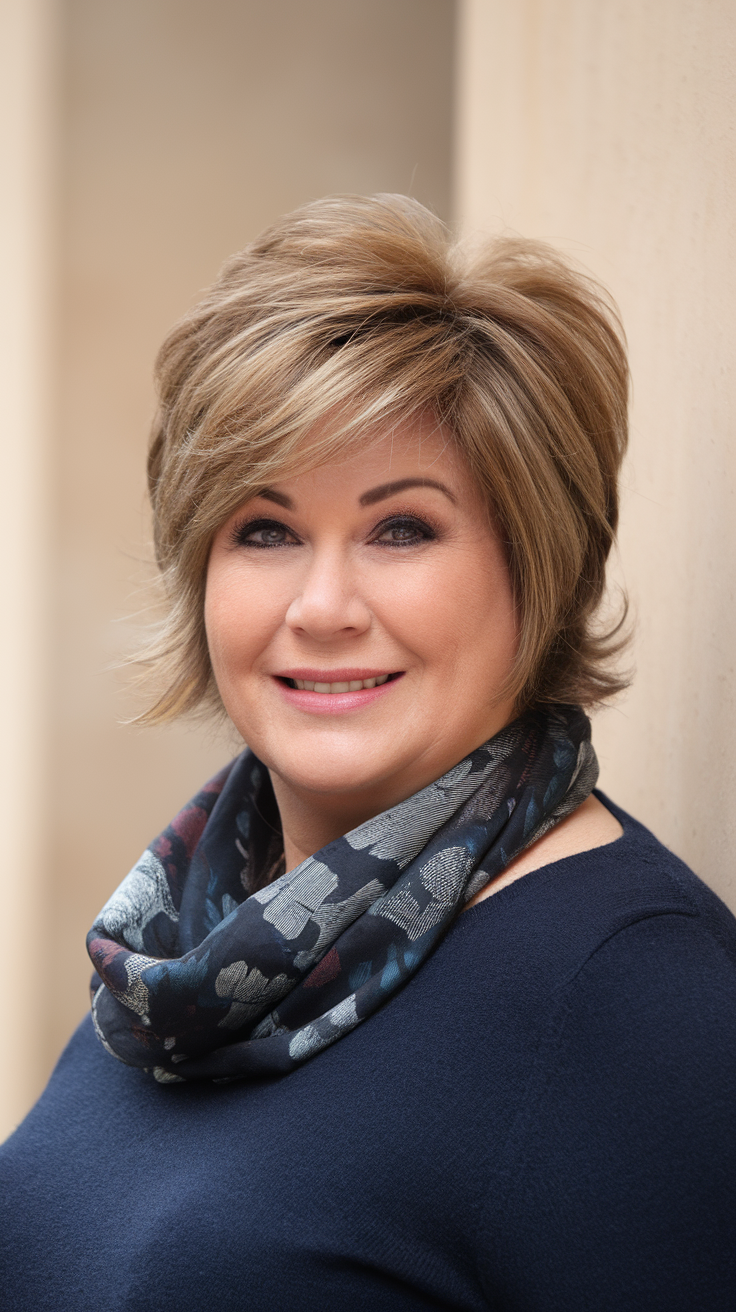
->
xmin=203 ymin=564 xmax=281 ymax=677
xmin=373 ymin=548 xmax=516 ymax=670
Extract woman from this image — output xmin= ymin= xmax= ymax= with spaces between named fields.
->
xmin=1 ymin=195 xmax=734 ymax=1309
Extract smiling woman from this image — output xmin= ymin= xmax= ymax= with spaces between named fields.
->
xmin=204 ymin=423 xmax=520 ymax=867
xmin=2 ymin=196 xmax=735 ymax=1312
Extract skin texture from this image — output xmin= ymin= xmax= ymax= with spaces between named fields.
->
xmin=205 ymin=418 xmax=621 ymax=874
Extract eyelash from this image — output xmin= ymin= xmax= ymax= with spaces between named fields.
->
xmin=372 ymin=514 xmax=438 ymax=547
xmin=230 ymin=518 xmax=299 ymax=549
xmin=229 ymin=513 xmax=438 ymax=550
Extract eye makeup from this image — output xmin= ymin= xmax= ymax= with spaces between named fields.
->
xmin=229 ymin=517 xmax=302 ymax=549
xmin=368 ymin=513 xmax=439 ymax=547
xmin=229 ymin=507 xmax=443 ymax=552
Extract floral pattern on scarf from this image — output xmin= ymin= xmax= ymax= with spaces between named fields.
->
xmin=88 ymin=705 xmax=597 ymax=1082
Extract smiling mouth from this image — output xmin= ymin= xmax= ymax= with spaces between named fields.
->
xmin=278 ymin=673 xmax=402 ymax=694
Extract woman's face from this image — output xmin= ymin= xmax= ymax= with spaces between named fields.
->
xmin=205 ymin=418 xmax=518 ymax=817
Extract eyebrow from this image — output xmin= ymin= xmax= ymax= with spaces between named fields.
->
xmin=254 ymin=476 xmax=456 ymax=512
xmin=359 ymin=478 xmax=457 ymax=507
xmin=257 ymin=488 xmax=294 ymax=509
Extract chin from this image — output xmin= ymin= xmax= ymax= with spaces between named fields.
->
xmin=274 ymin=760 xmax=394 ymax=798
xmin=267 ymin=738 xmax=409 ymax=798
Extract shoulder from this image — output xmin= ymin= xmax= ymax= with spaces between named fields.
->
xmin=472 ymin=807 xmax=736 ymax=1308
xmin=584 ymin=792 xmax=736 ymax=973
xmin=555 ymin=802 xmax=736 ymax=1085
xmin=476 ymin=793 xmax=736 ymax=1133
xmin=471 ymin=789 xmax=736 ymax=958
xmin=461 ymin=790 xmax=736 ymax=1024
xmin=476 ymin=918 xmax=736 ymax=1307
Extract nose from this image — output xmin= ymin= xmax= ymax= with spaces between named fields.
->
xmin=284 ymin=546 xmax=372 ymax=641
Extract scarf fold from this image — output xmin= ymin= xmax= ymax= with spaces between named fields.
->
xmin=88 ymin=705 xmax=597 ymax=1083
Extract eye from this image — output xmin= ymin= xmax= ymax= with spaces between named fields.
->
xmin=231 ymin=518 xmax=300 ymax=549
xmin=372 ymin=515 xmax=437 ymax=547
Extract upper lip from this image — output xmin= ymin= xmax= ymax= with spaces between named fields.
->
xmin=274 ymin=668 xmax=402 ymax=682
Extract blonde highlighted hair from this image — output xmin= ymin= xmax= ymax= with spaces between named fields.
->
xmin=141 ymin=194 xmax=629 ymax=722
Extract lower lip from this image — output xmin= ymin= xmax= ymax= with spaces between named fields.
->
xmin=274 ymin=675 xmax=404 ymax=715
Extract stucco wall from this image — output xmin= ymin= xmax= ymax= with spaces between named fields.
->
xmin=456 ymin=0 xmax=736 ymax=908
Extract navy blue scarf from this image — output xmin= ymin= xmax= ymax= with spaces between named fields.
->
xmin=88 ymin=705 xmax=597 ymax=1083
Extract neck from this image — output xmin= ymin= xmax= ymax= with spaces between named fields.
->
xmin=268 ymin=771 xmax=400 ymax=872
xmin=266 ymin=709 xmax=520 ymax=872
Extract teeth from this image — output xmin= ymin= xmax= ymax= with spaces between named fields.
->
xmin=288 ymin=676 xmax=394 ymax=693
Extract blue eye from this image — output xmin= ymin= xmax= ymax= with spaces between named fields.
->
xmin=374 ymin=516 xmax=436 ymax=546
xmin=232 ymin=519 xmax=297 ymax=548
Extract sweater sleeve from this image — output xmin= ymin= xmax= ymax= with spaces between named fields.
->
xmin=476 ymin=911 xmax=736 ymax=1312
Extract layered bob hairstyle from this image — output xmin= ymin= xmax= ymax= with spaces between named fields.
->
xmin=140 ymin=194 xmax=629 ymax=723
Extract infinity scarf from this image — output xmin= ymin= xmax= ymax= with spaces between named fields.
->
xmin=88 ymin=705 xmax=597 ymax=1083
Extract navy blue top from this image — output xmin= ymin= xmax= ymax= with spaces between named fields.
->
xmin=2 ymin=795 xmax=735 ymax=1310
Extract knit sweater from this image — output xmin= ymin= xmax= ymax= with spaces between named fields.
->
xmin=2 ymin=794 xmax=735 ymax=1310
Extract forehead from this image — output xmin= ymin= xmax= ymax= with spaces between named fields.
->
xmin=262 ymin=415 xmax=472 ymax=500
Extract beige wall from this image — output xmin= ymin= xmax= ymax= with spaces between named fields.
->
xmin=456 ymin=0 xmax=736 ymax=907
xmin=1 ymin=0 xmax=455 ymax=1139
xmin=0 ymin=0 xmax=58 ymax=1134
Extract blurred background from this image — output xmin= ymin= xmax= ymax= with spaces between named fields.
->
xmin=1 ymin=0 xmax=734 ymax=1138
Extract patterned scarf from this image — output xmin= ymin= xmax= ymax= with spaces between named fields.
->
xmin=88 ymin=705 xmax=597 ymax=1083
